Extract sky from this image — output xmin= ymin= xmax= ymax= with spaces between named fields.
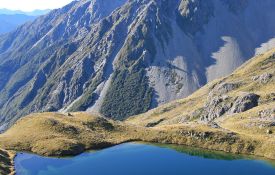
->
xmin=0 ymin=0 xmax=74 ymax=12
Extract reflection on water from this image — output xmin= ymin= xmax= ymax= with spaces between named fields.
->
xmin=152 ymin=142 xmax=275 ymax=166
xmin=15 ymin=143 xmax=275 ymax=175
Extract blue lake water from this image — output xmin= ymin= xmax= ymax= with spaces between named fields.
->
xmin=15 ymin=143 xmax=275 ymax=175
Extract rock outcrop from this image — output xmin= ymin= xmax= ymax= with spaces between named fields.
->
xmin=200 ymin=92 xmax=260 ymax=123
xmin=252 ymin=73 xmax=273 ymax=84
xmin=230 ymin=93 xmax=260 ymax=114
xmin=200 ymin=95 xmax=232 ymax=122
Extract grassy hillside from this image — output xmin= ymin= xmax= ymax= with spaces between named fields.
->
xmin=0 ymin=48 xmax=274 ymax=163
xmin=0 ymin=112 xmax=147 ymax=156
xmin=0 ymin=112 xmax=263 ymax=158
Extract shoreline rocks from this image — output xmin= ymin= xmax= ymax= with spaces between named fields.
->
xmin=0 ymin=149 xmax=15 ymax=175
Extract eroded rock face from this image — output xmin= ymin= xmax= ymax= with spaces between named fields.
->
xmin=200 ymin=95 xmax=232 ymax=122
xmin=252 ymin=73 xmax=273 ymax=84
xmin=177 ymin=0 xmax=214 ymax=34
xmin=200 ymin=92 xmax=260 ymax=123
xmin=230 ymin=93 xmax=260 ymax=114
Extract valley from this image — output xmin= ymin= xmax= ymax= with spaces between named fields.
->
xmin=0 ymin=0 xmax=274 ymax=174
xmin=0 ymin=48 xmax=274 ymax=174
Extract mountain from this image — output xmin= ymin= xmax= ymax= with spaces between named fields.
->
xmin=127 ymin=48 xmax=275 ymax=127
xmin=0 ymin=8 xmax=50 ymax=16
xmin=0 ymin=0 xmax=275 ymax=131
xmin=0 ymin=48 xmax=274 ymax=159
xmin=0 ymin=14 xmax=36 ymax=34
xmin=0 ymin=9 xmax=49 ymax=35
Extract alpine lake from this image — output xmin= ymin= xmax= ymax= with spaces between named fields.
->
xmin=15 ymin=142 xmax=275 ymax=175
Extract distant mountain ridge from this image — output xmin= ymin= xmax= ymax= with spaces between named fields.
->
xmin=0 ymin=8 xmax=49 ymax=34
xmin=0 ymin=14 xmax=36 ymax=34
xmin=0 ymin=0 xmax=275 ymax=131
xmin=0 ymin=8 xmax=50 ymax=16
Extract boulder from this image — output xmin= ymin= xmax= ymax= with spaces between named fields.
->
xmin=200 ymin=95 xmax=232 ymax=122
xmin=266 ymin=129 xmax=272 ymax=134
xmin=208 ymin=122 xmax=220 ymax=128
xmin=230 ymin=93 xmax=260 ymax=113
xmin=209 ymin=82 xmax=240 ymax=97
xmin=146 ymin=119 xmax=165 ymax=127
xmin=200 ymin=92 xmax=260 ymax=123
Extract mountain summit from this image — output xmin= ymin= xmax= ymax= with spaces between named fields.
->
xmin=0 ymin=0 xmax=275 ymax=131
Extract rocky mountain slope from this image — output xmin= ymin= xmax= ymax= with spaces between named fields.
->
xmin=0 ymin=0 xmax=275 ymax=131
xmin=128 ymin=48 xmax=275 ymax=157
xmin=127 ymin=48 xmax=275 ymax=125
xmin=0 ymin=49 xmax=274 ymax=160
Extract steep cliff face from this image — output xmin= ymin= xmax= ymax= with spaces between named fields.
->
xmin=0 ymin=0 xmax=275 ymax=131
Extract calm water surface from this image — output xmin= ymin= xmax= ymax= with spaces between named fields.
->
xmin=15 ymin=143 xmax=275 ymax=175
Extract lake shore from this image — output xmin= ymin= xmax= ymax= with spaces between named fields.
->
xmin=13 ymin=143 xmax=275 ymax=175
xmin=0 ymin=149 xmax=15 ymax=175
xmin=0 ymin=112 xmax=274 ymax=174
xmin=11 ymin=142 xmax=275 ymax=175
